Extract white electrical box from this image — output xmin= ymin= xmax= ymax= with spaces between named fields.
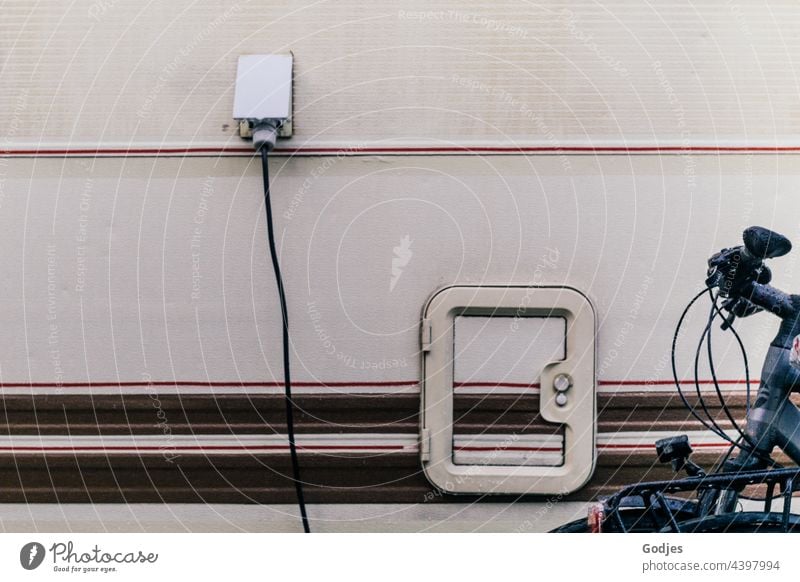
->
xmin=233 ymin=54 xmax=293 ymax=135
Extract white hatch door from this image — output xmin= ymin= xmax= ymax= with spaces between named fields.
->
xmin=420 ymin=285 xmax=597 ymax=495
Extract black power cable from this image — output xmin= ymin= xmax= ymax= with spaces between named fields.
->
xmin=260 ymin=147 xmax=310 ymax=533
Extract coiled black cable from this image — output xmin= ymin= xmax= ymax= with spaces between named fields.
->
xmin=707 ymin=296 xmax=753 ymax=420
xmin=705 ymin=295 xmax=754 ymax=448
xmin=691 ymin=299 xmax=729 ymax=439
xmin=672 ymin=289 xmax=729 ymax=437
xmin=671 ymin=287 xmax=776 ymax=466
xmin=260 ymin=147 xmax=310 ymax=533
xmin=704 ymin=293 xmax=781 ymax=468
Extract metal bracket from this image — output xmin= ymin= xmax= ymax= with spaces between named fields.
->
xmin=420 ymin=318 xmax=432 ymax=352
xmin=420 ymin=428 xmax=431 ymax=462
xmin=238 ymin=118 xmax=293 ymax=139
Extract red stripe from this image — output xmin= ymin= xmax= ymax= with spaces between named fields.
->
xmin=0 ymin=380 xmax=418 ymax=389
xmin=456 ymin=380 xmax=753 ymax=388
xmin=599 ymin=442 xmax=729 ymax=450
xmin=0 ymin=442 xmax=733 ymax=453
xmin=0 ymin=147 xmax=254 ymax=156
xmin=3 ymin=145 xmax=800 ymax=157
xmin=0 ymin=379 xmax=755 ymax=389
xmin=599 ymin=379 xmax=755 ymax=386
xmin=454 ymin=382 xmax=541 ymax=389
xmin=456 ymin=446 xmax=562 ymax=453
xmin=0 ymin=445 xmax=409 ymax=452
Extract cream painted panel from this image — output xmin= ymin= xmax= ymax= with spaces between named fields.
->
xmin=0 ymin=154 xmax=796 ymax=390
xmin=1 ymin=1 xmax=799 ymax=147
xmin=453 ymin=315 xmax=565 ymax=384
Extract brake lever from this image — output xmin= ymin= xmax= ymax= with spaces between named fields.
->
xmin=719 ymin=296 xmax=763 ymax=330
xmin=720 ymin=312 xmax=736 ymax=331
xmin=718 ymin=297 xmax=736 ymax=330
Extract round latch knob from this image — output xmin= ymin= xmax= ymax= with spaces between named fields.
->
xmin=553 ymin=373 xmax=572 ymax=393
xmin=555 ymin=392 xmax=568 ymax=407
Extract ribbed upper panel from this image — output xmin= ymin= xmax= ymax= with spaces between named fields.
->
xmin=1 ymin=1 xmax=799 ymax=147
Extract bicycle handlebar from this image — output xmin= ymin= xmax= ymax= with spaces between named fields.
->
xmin=706 ymin=226 xmax=790 ymax=300
xmin=743 ymin=226 xmax=792 ymax=261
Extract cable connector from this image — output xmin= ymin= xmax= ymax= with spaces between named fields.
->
xmin=252 ymin=119 xmax=282 ymax=152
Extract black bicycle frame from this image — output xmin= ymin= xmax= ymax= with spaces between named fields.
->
xmin=732 ymin=281 xmax=800 ymax=468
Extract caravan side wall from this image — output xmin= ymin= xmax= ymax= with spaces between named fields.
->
xmin=1 ymin=0 xmax=798 ymax=530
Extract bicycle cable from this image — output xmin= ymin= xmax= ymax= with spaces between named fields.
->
xmin=672 ymin=288 xmax=735 ymax=439
xmin=691 ymin=299 xmax=731 ymax=441
xmin=707 ymin=295 xmax=753 ymax=420
xmin=672 ymin=287 xmax=777 ymax=466
xmin=708 ymin=294 xmax=783 ymax=471
xmin=706 ymin=293 xmax=764 ymax=452
xmin=705 ymin=291 xmax=781 ymax=468
xmin=705 ymin=295 xmax=753 ymax=448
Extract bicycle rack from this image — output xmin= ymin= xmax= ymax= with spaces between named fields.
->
xmin=603 ymin=467 xmax=800 ymax=532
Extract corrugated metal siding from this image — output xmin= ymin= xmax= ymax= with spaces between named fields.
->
xmin=3 ymin=1 xmax=800 ymax=148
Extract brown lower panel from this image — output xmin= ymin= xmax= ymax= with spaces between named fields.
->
xmin=0 ymin=454 xmax=428 ymax=503
xmin=0 ymin=391 xmax=790 ymax=503
xmin=0 ymin=391 xmax=781 ymax=435
xmin=0 ymin=448 xmax=778 ymax=504
xmin=0 ymin=394 xmax=421 ymax=435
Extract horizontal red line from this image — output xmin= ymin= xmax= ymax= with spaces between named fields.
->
xmin=2 ymin=443 xmax=728 ymax=453
xmin=457 ymin=446 xmax=562 ymax=453
xmin=0 ymin=379 xmax=756 ymax=389
xmin=0 ymin=442 xmax=735 ymax=453
xmin=3 ymin=145 xmax=800 ymax=157
xmin=1 ymin=147 xmax=253 ymax=156
xmin=285 ymin=146 xmax=800 ymax=154
xmin=598 ymin=379 xmax=755 ymax=386
xmin=0 ymin=380 xmax=418 ymax=389
xmin=599 ymin=442 xmax=729 ymax=450
xmin=0 ymin=445 xmax=409 ymax=452
xmin=454 ymin=382 xmax=541 ymax=389
xmin=458 ymin=380 xmax=754 ymax=389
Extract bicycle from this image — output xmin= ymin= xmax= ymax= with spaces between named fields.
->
xmin=552 ymin=226 xmax=800 ymax=533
